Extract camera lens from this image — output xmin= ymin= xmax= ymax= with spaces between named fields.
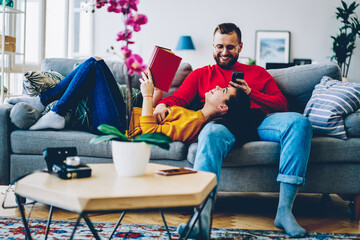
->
xmin=65 ymin=156 xmax=80 ymax=167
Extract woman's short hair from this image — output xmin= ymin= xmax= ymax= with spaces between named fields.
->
xmin=216 ymin=87 xmax=265 ymax=144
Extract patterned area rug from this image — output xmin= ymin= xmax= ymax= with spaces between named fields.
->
xmin=0 ymin=217 xmax=359 ymax=239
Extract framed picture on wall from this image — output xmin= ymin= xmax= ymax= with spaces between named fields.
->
xmin=255 ymin=30 xmax=290 ymax=68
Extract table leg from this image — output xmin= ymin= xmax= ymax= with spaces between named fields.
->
xmin=179 ymin=188 xmax=216 ymax=240
xmin=160 ymin=210 xmax=172 ymax=240
xmin=109 ymin=211 xmax=127 ymax=240
xmin=44 ymin=205 xmax=54 ymax=240
xmin=70 ymin=214 xmax=82 ymax=240
xmin=81 ymin=213 xmax=102 ymax=240
xmin=15 ymin=194 xmax=33 ymax=240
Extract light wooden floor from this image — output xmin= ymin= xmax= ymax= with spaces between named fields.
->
xmin=0 ymin=186 xmax=359 ymax=234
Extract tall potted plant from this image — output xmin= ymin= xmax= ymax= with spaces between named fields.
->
xmin=331 ymin=0 xmax=360 ymax=80
xmin=91 ymin=0 xmax=172 ymax=176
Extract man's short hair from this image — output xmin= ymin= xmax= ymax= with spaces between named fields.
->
xmin=213 ymin=23 xmax=242 ymax=43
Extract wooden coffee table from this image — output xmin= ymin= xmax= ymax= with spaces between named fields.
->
xmin=14 ymin=163 xmax=217 ymax=240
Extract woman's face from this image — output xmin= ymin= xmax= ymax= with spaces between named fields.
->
xmin=205 ymin=86 xmax=236 ymax=107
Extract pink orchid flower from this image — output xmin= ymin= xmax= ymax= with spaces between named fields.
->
xmin=96 ymin=0 xmax=107 ymax=9
xmin=121 ymin=46 xmax=132 ymax=58
xmin=118 ymin=0 xmax=139 ymax=11
xmin=125 ymin=13 xmax=148 ymax=32
xmin=116 ymin=29 xmax=133 ymax=42
xmin=107 ymin=0 xmax=122 ymax=13
xmin=125 ymin=54 xmax=147 ymax=75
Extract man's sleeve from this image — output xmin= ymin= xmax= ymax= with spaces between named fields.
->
xmin=157 ymin=70 xmax=199 ymax=107
xmin=249 ymin=70 xmax=288 ymax=112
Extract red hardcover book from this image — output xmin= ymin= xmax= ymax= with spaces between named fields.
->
xmin=148 ymin=46 xmax=182 ymax=92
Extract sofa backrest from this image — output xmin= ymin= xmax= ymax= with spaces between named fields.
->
xmin=41 ymin=58 xmax=341 ymax=113
xmin=41 ymin=58 xmax=193 ymax=98
xmin=268 ymin=63 xmax=341 ymax=113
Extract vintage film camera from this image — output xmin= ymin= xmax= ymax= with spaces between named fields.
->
xmin=43 ymin=147 xmax=91 ymax=179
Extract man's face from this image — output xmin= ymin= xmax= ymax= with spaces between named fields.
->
xmin=213 ymin=31 xmax=243 ymax=69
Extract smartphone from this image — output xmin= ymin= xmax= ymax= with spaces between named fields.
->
xmin=231 ymin=72 xmax=245 ymax=85
xmin=155 ymin=168 xmax=197 ymax=176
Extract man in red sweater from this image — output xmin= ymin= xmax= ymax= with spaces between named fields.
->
xmin=155 ymin=23 xmax=312 ymax=239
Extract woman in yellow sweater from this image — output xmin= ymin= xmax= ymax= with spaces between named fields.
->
xmin=6 ymin=57 xmax=248 ymax=143
xmin=128 ymin=69 xmax=238 ymax=143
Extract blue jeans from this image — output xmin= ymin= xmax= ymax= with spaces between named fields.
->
xmin=40 ymin=57 xmax=127 ymax=132
xmin=193 ymin=112 xmax=312 ymax=186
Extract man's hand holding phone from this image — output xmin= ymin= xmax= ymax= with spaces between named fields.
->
xmin=230 ymin=72 xmax=251 ymax=95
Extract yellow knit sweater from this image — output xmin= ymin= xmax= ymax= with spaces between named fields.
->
xmin=126 ymin=106 xmax=206 ymax=143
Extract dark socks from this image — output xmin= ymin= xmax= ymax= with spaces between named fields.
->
xmin=274 ymin=182 xmax=306 ymax=237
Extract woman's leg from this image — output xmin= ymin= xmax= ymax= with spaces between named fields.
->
xmin=31 ymin=57 xmax=126 ymax=132
xmin=88 ymin=59 xmax=127 ymax=132
xmin=41 ymin=57 xmax=98 ymax=115
xmin=5 ymin=57 xmax=94 ymax=112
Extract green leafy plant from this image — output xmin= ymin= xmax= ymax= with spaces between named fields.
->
xmin=90 ymin=124 xmax=172 ymax=150
xmin=247 ymin=58 xmax=256 ymax=65
xmin=331 ymin=0 xmax=360 ymax=77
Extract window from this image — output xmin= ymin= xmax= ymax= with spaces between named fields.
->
xmin=45 ymin=0 xmax=94 ymax=59
xmin=2 ymin=0 xmax=94 ymax=96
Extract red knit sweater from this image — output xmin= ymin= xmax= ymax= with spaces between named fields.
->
xmin=158 ymin=62 xmax=288 ymax=114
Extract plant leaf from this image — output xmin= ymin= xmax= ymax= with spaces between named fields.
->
xmin=97 ymin=124 xmax=129 ymax=141
xmin=89 ymin=134 xmax=125 ymax=144
xmin=133 ymin=133 xmax=172 ymax=150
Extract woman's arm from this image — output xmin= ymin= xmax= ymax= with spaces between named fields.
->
xmin=153 ymin=87 xmax=163 ymax=107
xmin=140 ymin=70 xmax=155 ymax=116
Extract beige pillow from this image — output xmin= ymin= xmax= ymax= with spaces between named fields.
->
xmin=23 ymin=70 xmax=64 ymax=96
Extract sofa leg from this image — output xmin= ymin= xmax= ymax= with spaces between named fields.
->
xmin=338 ymin=194 xmax=360 ymax=220
xmin=347 ymin=194 xmax=360 ymax=220
xmin=354 ymin=194 xmax=360 ymax=220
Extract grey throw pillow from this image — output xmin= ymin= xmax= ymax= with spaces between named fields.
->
xmin=345 ymin=111 xmax=360 ymax=137
xmin=10 ymin=102 xmax=41 ymax=129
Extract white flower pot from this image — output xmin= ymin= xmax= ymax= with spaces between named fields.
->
xmin=111 ymin=141 xmax=151 ymax=177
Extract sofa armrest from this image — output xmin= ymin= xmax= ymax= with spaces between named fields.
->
xmin=0 ymin=103 xmax=14 ymax=184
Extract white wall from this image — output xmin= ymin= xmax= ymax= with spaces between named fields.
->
xmin=93 ymin=0 xmax=360 ymax=82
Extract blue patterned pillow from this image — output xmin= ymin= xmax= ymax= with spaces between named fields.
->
xmin=303 ymin=76 xmax=360 ymax=139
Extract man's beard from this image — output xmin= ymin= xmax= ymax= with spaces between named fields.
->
xmin=213 ymin=53 xmax=238 ymax=69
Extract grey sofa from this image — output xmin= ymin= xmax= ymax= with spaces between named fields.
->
xmin=1 ymin=58 xmax=359 ymax=219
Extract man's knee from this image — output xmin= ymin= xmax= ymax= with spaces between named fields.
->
xmin=283 ymin=113 xmax=313 ymax=139
xmin=93 ymin=56 xmax=102 ymax=61
xmin=198 ymin=122 xmax=234 ymax=142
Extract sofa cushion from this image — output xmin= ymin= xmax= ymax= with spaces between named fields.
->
xmin=23 ymin=70 xmax=64 ymax=96
xmin=303 ymin=76 xmax=360 ymax=139
xmin=268 ymin=63 xmax=341 ymax=113
xmin=187 ymin=137 xmax=360 ymax=167
xmin=10 ymin=130 xmax=188 ymax=160
xmin=345 ymin=111 xmax=360 ymax=137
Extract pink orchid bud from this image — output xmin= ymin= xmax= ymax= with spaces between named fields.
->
xmin=121 ymin=46 xmax=132 ymax=58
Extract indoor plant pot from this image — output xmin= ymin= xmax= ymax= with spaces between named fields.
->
xmin=111 ymin=141 xmax=151 ymax=177
xmin=90 ymin=124 xmax=172 ymax=177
